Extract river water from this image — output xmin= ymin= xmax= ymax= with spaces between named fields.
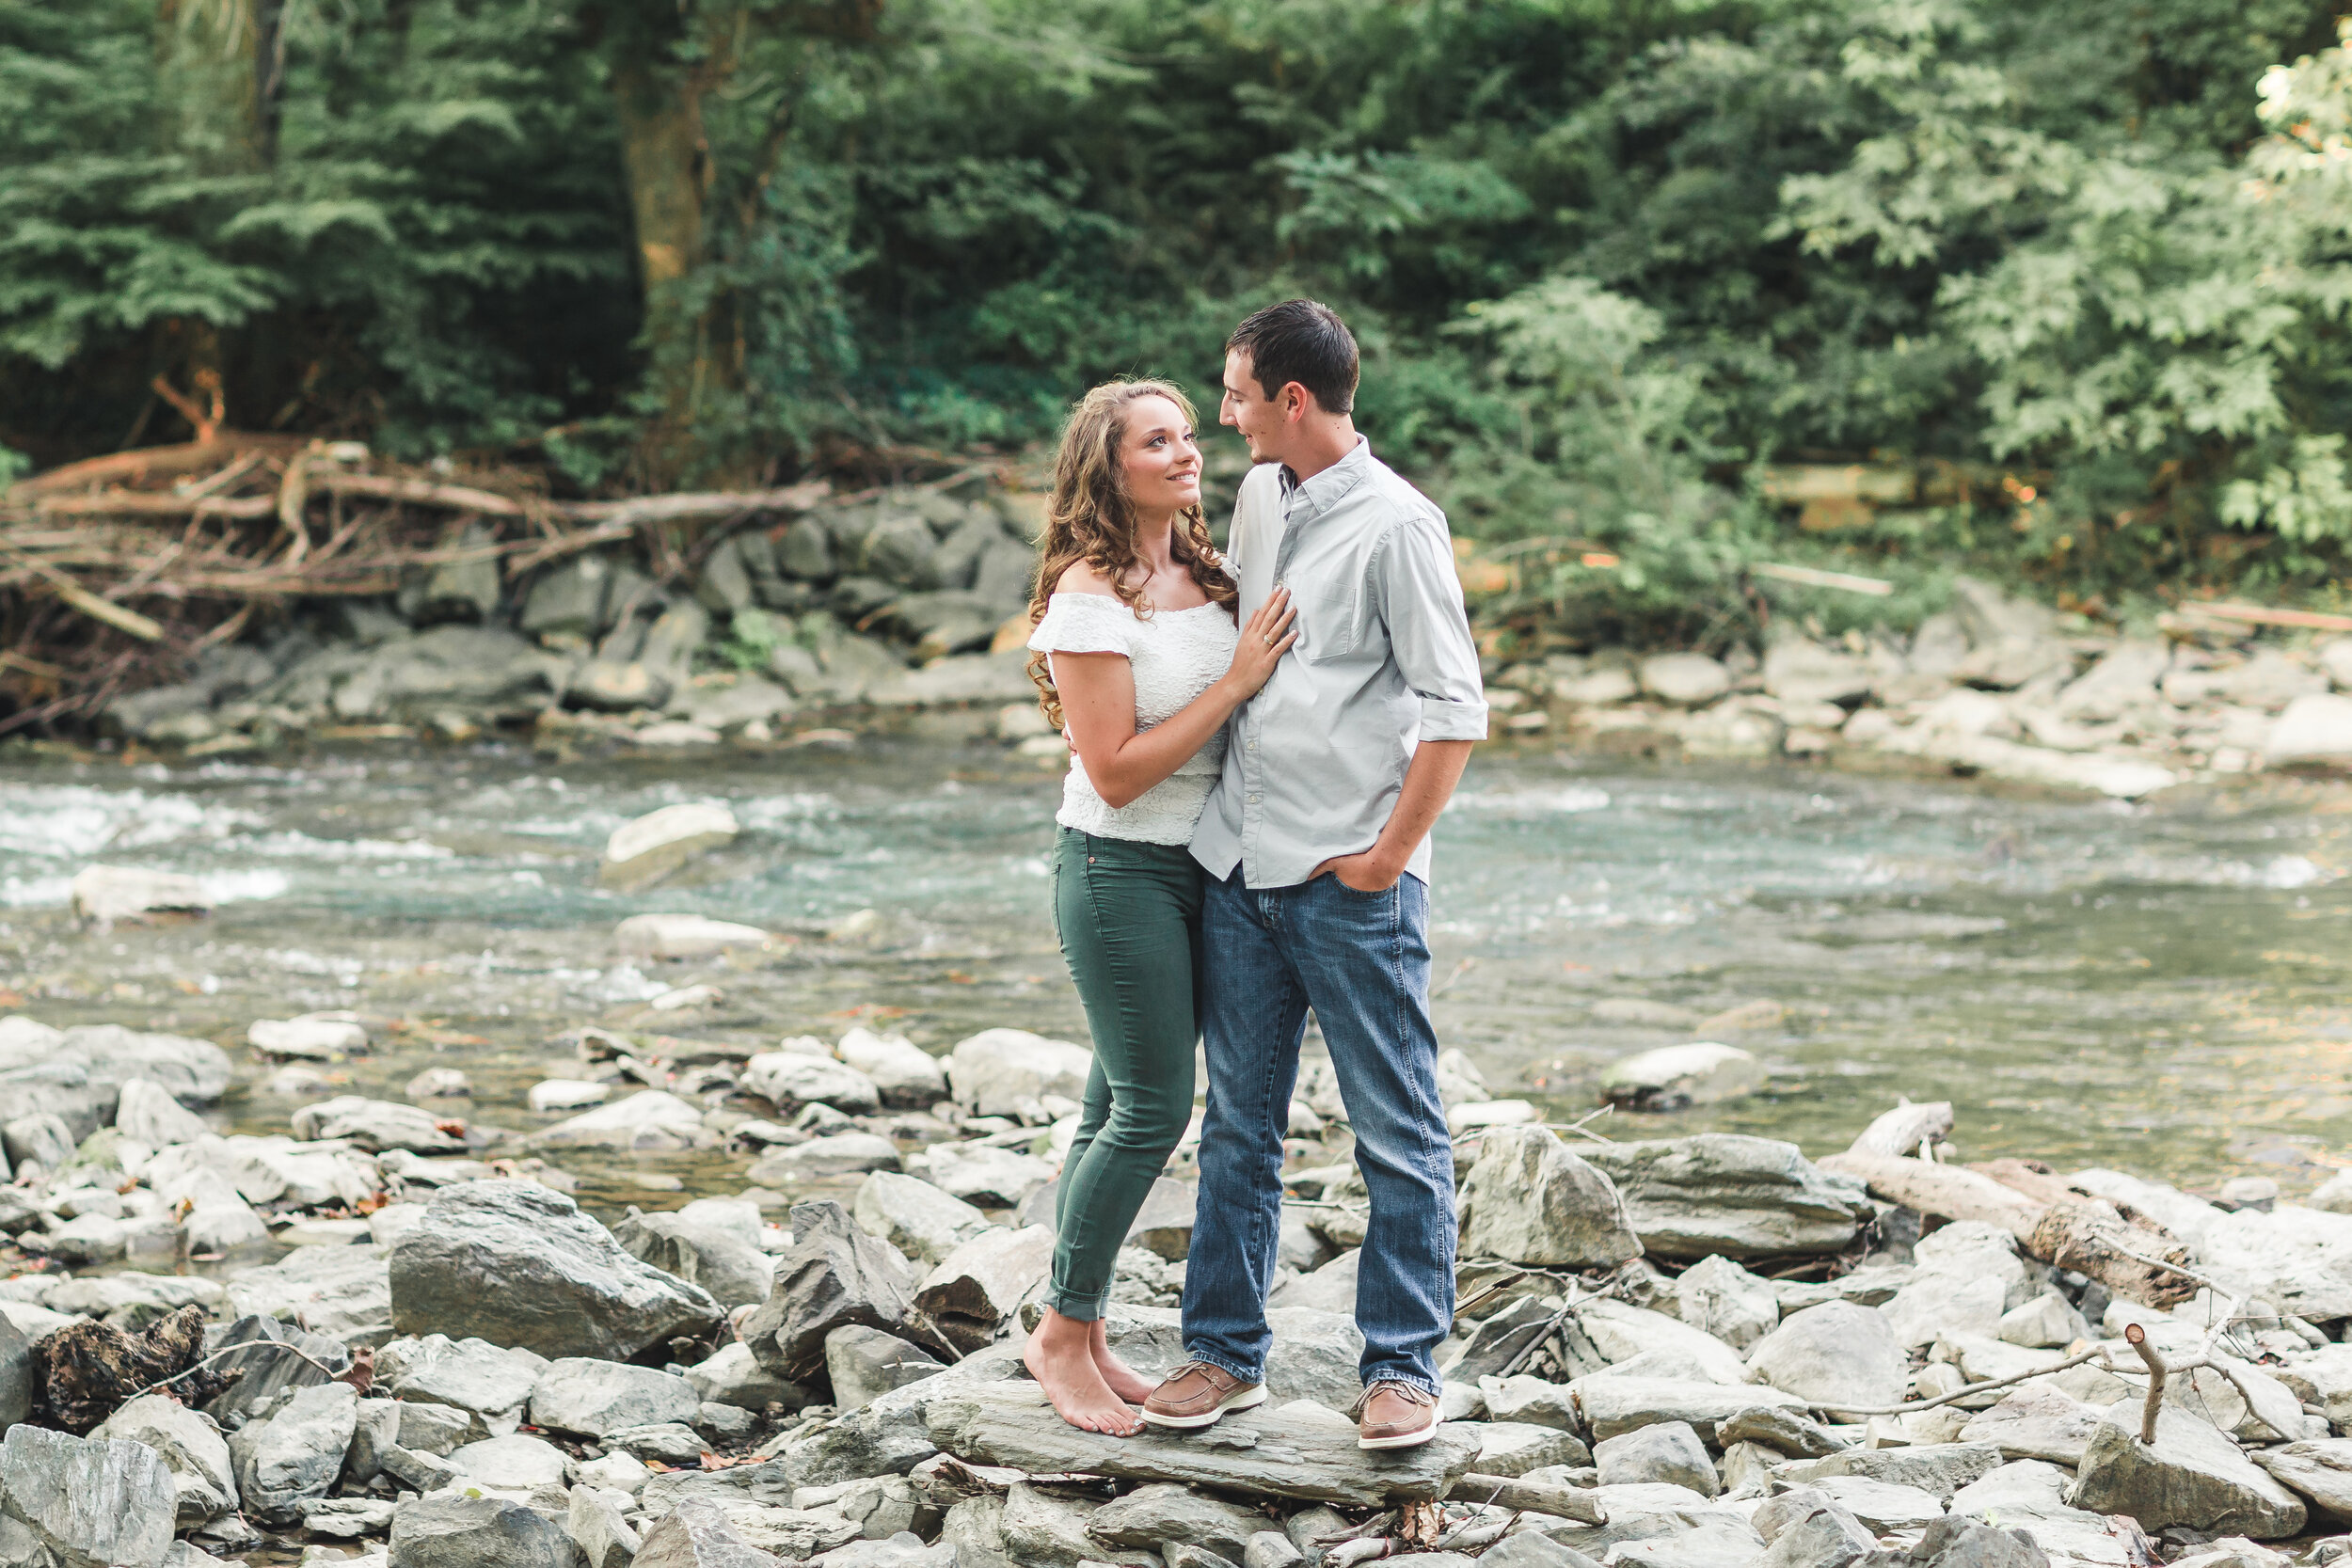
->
xmin=3 ymin=730 xmax=2348 ymax=1209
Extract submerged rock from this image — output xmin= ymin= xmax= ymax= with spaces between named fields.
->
xmin=289 ymin=1094 xmax=467 ymax=1154
xmin=616 ymin=912 xmax=772 ymax=959
xmin=70 ymin=864 xmax=211 ymax=930
xmin=389 ymin=1179 xmax=723 ymax=1359
xmin=532 ymin=1088 xmax=716 ymax=1151
xmin=601 ymin=802 xmax=740 ymax=891
xmin=1598 ymin=1042 xmax=1762 ymax=1111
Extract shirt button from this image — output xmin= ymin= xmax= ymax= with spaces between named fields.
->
xmin=1247 ymin=795 xmax=1261 ymax=804
xmin=1247 ymin=740 xmax=1257 ymax=751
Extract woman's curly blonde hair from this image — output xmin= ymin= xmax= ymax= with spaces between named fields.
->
xmin=1025 ymin=379 xmax=1236 ymax=728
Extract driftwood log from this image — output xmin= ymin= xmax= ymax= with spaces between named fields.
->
xmin=1447 ymin=1472 xmax=1607 ymax=1525
xmin=1820 ymin=1148 xmax=2198 ymax=1309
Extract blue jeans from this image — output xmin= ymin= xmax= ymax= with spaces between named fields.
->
xmin=1181 ymin=866 xmax=1456 ymax=1397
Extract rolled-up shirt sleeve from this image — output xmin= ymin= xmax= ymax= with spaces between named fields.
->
xmin=1375 ymin=512 xmax=1489 ymax=742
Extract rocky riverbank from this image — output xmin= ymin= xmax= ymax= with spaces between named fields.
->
xmin=55 ymin=471 xmax=2352 ymax=796
xmin=10 ymin=974 xmax=2352 ymax=1568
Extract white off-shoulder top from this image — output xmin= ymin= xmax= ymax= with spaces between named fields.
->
xmin=1026 ymin=592 xmax=1239 ymax=845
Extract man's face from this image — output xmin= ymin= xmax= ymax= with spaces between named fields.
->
xmin=1218 ymin=348 xmax=1288 ymax=464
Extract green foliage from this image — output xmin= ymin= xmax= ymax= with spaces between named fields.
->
xmin=7 ymin=0 xmax=2352 ymax=610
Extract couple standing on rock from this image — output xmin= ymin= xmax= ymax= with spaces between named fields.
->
xmin=1017 ymin=300 xmax=1489 ymax=1450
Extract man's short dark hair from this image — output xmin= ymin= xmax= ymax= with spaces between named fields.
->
xmin=1228 ymin=299 xmax=1359 ymax=416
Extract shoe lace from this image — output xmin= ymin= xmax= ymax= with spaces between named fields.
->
xmin=1349 ymin=1379 xmax=1436 ymax=1418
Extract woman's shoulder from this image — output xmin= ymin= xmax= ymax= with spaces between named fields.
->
xmin=1053 ymin=560 xmax=1123 ymax=598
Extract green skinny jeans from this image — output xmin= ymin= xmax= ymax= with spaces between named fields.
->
xmin=1046 ymin=827 xmax=1201 ymax=1321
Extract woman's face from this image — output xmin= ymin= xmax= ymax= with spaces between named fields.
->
xmin=1119 ymin=395 xmax=1202 ymax=515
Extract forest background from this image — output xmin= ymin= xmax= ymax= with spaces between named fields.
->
xmin=10 ymin=0 xmax=2352 ymax=644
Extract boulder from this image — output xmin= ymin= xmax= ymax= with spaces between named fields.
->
xmin=685 ymin=1341 xmax=801 ymax=1412
xmin=1470 ymin=1420 xmax=1592 ymax=1478
xmin=0 ymin=1023 xmax=230 ymax=1140
xmin=531 ymin=1079 xmax=611 ymax=1112
xmin=114 ymin=1078 xmax=208 ymax=1146
xmin=602 ymin=1423 xmax=710 ymax=1467
xmin=948 ymin=1028 xmax=1092 ymax=1118
xmin=743 ymin=1200 xmax=927 ymax=1381
xmin=289 ymin=1094 xmax=467 ymax=1154
xmin=69 ymin=864 xmax=211 ymax=929
xmin=1745 ymin=1300 xmax=1906 ymax=1412
xmin=1757 ymin=1497 xmax=1876 ymax=1568
xmin=617 ymin=913 xmax=772 ymax=960
xmin=0 ymin=1425 xmax=176 ymax=1568
xmin=751 ymin=1132 xmax=904 ymax=1181
xmin=533 ymin=1089 xmax=715 ymax=1151
xmin=925 ymin=1383 xmax=1479 ymax=1507
xmin=1580 ymin=1135 xmax=1867 ymax=1259
xmin=220 ymin=1244 xmax=393 ymax=1344
xmin=1456 ymin=1125 xmax=1643 ymax=1268
xmin=1994 ymin=1291 xmax=2090 ymax=1350
xmin=2252 ymin=1437 xmax=2352 ymax=1521
xmin=1599 ymin=1044 xmax=1761 ymax=1112
xmin=2069 ymin=1402 xmax=2305 ymax=1539
xmin=1271 ymin=1247 xmax=1359 ymax=1315
xmin=838 ymin=1029 xmax=948 ymax=1109
xmin=1083 ymin=1482 xmax=1269 ymax=1562
xmin=1718 ymin=1404 xmax=1850 ymax=1459
xmin=531 ymin=1357 xmax=702 ymax=1436
xmin=227 ymin=1379 xmax=358 ymax=1526
xmin=1575 ymin=1298 xmax=1750 ymax=1385
xmin=1639 ymin=653 xmax=1731 ymax=706
xmin=446 ymin=1433 xmax=574 ymax=1495
xmin=1595 ymin=1422 xmax=1717 ymax=1495
xmin=1475 ymin=1374 xmax=1580 ymax=1432
xmin=1763 ymin=641 xmax=1878 ymax=708
xmin=1807 ymin=1475 xmax=1946 ymax=1531
xmin=2056 ymin=639 xmax=2169 ymax=721
xmin=1958 ymin=1386 xmax=2103 ymax=1465
xmin=1772 ymin=1444 xmax=2000 ymax=1503
xmin=570 ymin=1487 xmax=644 ymax=1568
xmin=827 ymin=1325 xmax=946 ymax=1410
xmin=2267 ymin=692 xmax=2352 ymax=769
xmin=1949 ymin=577 xmax=2074 ymax=689
xmin=745 ymin=1053 xmax=884 ymax=1117
xmin=1675 ymin=1255 xmax=1779 ymax=1350
xmin=91 ymin=1393 xmax=237 ymax=1524
xmin=389 ymin=1180 xmax=723 ymax=1359
xmin=601 ymin=803 xmax=741 ymax=891
xmin=389 ymin=1491 xmax=580 ymax=1568
xmin=0 ymin=1316 xmax=28 ymax=1432
xmin=1002 ymin=1480 xmax=1152 ymax=1567
xmin=1883 ymin=1517 xmax=2053 ymax=1568
xmin=613 ymin=1210 xmax=775 ymax=1309
xmin=912 ymin=1142 xmax=1056 ymax=1208
xmin=249 ymin=1015 xmax=370 ymax=1059
xmin=913 ymin=1226 xmax=1056 ymax=1353
xmin=1568 ymin=1374 xmax=1806 ymax=1443
xmin=1948 ymin=1458 xmax=2072 ymax=1519
xmin=851 ymin=1171 xmax=993 ymax=1265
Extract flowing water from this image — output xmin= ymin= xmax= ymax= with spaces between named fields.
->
xmin=4 ymin=728 xmax=2349 ymax=1212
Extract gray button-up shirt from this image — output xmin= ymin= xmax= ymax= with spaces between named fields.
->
xmin=1191 ymin=437 xmax=1488 ymax=890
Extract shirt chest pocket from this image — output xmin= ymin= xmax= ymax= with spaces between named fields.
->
xmin=1293 ymin=577 xmax=1377 ymax=665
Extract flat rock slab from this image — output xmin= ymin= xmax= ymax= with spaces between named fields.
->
xmin=2069 ymin=1402 xmax=2306 ymax=1540
xmin=1772 ymin=1442 xmax=2000 ymax=1503
xmin=2253 ymin=1438 xmax=2352 ymax=1521
xmin=923 ymin=1383 xmax=1480 ymax=1507
xmin=1960 ymin=1386 xmax=2103 ymax=1465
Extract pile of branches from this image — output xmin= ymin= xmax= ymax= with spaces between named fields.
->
xmin=0 ymin=431 xmax=827 ymax=736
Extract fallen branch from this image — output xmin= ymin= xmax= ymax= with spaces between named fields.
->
xmin=1807 ymin=1345 xmax=2107 ymax=1418
xmin=1752 ymin=562 xmax=1895 ymax=596
xmin=2178 ymin=601 xmax=2352 ymax=634
xmin=1446 ymin=1473 xmax=1606 ymax=1526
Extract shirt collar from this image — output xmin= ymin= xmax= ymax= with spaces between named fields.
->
xmin=1277 ymin=436 xmax=1371 ymax=519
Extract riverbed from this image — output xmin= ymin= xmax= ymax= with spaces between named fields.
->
xmin=3 ymin=731 xmax=2347 ymax=1211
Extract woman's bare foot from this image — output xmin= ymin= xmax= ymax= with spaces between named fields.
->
xmin=1089 ymin=1317 xmax=1157 ymax=1403
xmin=1025 ymin=1307 xmax=1140 ymax=1435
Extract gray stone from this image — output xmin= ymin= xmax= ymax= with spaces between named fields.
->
xmin=571 ymin=658 xmax=673 ymax=711
xmin=999 ymin=1481 xmax=1152 ymax=1568
xmin=948 ymin=1028 xmax=1092 ymax=1118
xmin=826 ymin=1325 xmax=946 ymax=1410
xmin=911 ymin=1143 xmax=1055 ymax=1208
xmin=1947 ymin=1459 xmax=2071 ymax=1519
xmin=601 ymin=802 xmax=739 ymax=891
xmin=302 ymin=1497 xmax=399 ymax=1538
xmin=0 ymin=1425 xmax=176 ymax=1568
xmin=1675 ymin=1255 xmax=1779 ymax=1351
xmin=1745 ymin=1301 xmax=1907 ymax=1412
xmin=1640 ymin=653 xmax=1732 ymax=706
xmin=1598 ymin=1044 xmax=1762 ymax=1113
xmin=1575 ymin=1298 xmax=1749 ymax=1385
xmin=0 ymin=1314 xmax=29 ymax=1433
xmin=1457 ymin=1125 xmax=1643 ymax=1268
xmin=1808 ymin=1474 xmax=1944 ymax=1531
xmin=913 ymin=1226 xmax=1055 ymax=1352
xmin=569 ymin=1488 xmax=644 ymax=1568
xmin=389 ymin=1492 xmax=580 ymax=1568
xmin=1950 ymin=577 xmax=2074 ymax=689
xmin=397 ymin=1401 xmax=475 ymax=1456
xmin=389 ymin=1179 xmax=723 ymax=1360
xmin=521 ymin=555 xmax=614 ymax=636
xmin=1476 ymin=1376 xmax=1581 ymax=1432
xmin=1165 ymin=1545 xmax=1241 ymax=1568
xmin=616 ymin=913 xmax=772 ymax=961
xmin=1440 ymin=1296 xmax=1557 ymax=1383
xmin=1581 ymin=1136 xmax=1867 ymax=1259
xmin=924 ymin=1382 xmax=1481 ymax=1507
xmin=1596 ymin=1422 xmax=1718 ymax=1495
xmin=605 ymin=1424 xmax=711 ymax=1466
xmin=1717 ymin=1405 xmax=1848 ymax=1459
xmin=343 ymin=1395 xmax=403 ymax=1485
xmin=228 ymin=1379 xmax=358 ymax=1526
xmin=2253 ymin=1438 xmax=2352 ymax=1522
xmin=1759 ymin=1499 xmax=1875 ymax=1568
xmin=534 ymin=1089 xmax=715 ymax=1152
xmin=1477 ymin=1537 xmax=1600 ymax=1568
xmin=0 ymin=1023 xmax=230 ymax=1141
xmin=697 ymin=1402 xmax=758 ymax=1442
xmin=1083 ymin=1483 xmax=1268 ymax=1561
xmin=744 ymin=1053 xmax=883 ymax=1117
xmin=1772 ymin=1444 xmax=2000 ymax=1503
xmin=1566 ymin=1374 xmax=1805 ymax=1443
xmin=1957 ymin=1386 xmax=2101 ymax=1465
xmin=2269 ymin=692 xmax=2352 ymax=768
xmin=686 ymin=1341 xmax=803 ymax=1412
xmin=379 ymin=1334 xmax=539 ymax=1436
xmin=376 ymin=1442 xmax=460 ymax=1493
xmin=1880 ymin=1516 xmax=2053 ymax=1567
xmin=2 ymin=1113 xmax=74 ymax=1176
xmin=116 ymin=1077 xmax=208 ymax=1146
xmin=67 ymin=865 xmax=212 ymax=931
xmin=92 ymin=1393 xmax=237 ymax=1524
xmin=290 ymin=1095 xmax=468 ymax=1154
xmin=613 ymin=1211 xmax=774 ymax=1310
xmin=447 ymin=1433 xmax=573 ymax=1494
xmin=836 ymin=1031 xmax=948 ymax=1110
xmin=850 ymin=1172 xmax=993 ymax=1266
xmin=532 ymin=1358 xmax=702 ymax=1436
xmin=2068 ymin=1402 xmax=2305 ymax=1539
xmin=743 ymin=1200 xmax=927 ymax=1381
xmin=751 ymin=1133 xmax=904 ymax=1181
xmin=1474 ymin=1421 xmax=1595 ymax=1478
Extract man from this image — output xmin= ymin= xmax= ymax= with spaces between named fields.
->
xmin=1142 ymin=299 xmax=1487 ymax=1450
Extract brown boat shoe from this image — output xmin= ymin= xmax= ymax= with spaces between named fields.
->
xmin=1140 ymin=1360 xmax=1268 ymax=1430
xmin=1351 ymin=1379 xmax=1439 ymax=1449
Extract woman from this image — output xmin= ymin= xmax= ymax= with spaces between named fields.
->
xmin=1021 ymin=379 xmax=1297 ymax=1434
